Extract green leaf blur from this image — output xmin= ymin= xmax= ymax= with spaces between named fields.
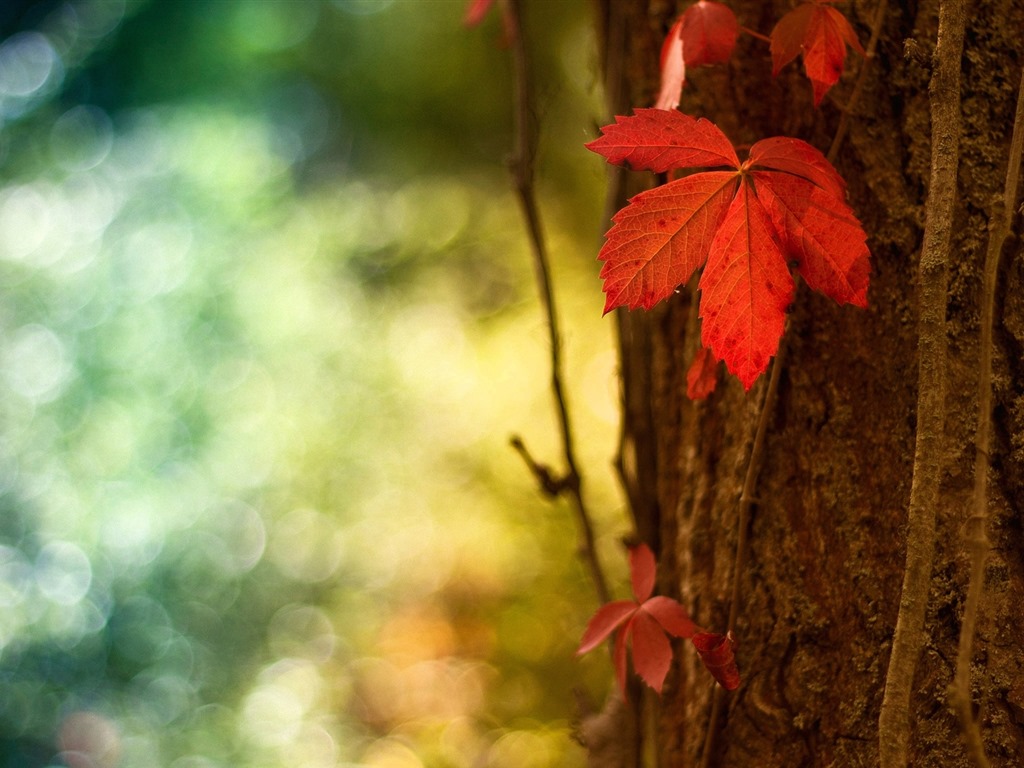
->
xmin=0 ymin=2 xmax=624 ymax=767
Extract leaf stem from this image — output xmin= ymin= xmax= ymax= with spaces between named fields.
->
xmin=739 ymin=25 xmax=771 ymax=44
xmin=949 ymin=65 xmax=1024 ymax=768
xmin=504 ymin=0 xmax=610 ymax=606
xmin=827 ymin=0 xmax=887 ymax=163
xmin=877 ymin=0 xmax=966 ymax=764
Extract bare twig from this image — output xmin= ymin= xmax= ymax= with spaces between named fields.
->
xmin=504 ymin=0 xmax=610 ymax=606
xmin=878 ymin=0 xmax=966 ymax=765
xmin=828 ymin=0 xmax=888 ymax=164
xmin=510 ymin=435 xmax=568 ymax=498
xmin=949 ymin=66 xmax=1024 ymax=768
xmin=699 ymin=333 xmax=787 ymax=768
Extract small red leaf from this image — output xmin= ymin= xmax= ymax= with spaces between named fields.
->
xmin=577 ymin=601 xmax=637 ymax=655
xmin=463 ymin=0 xmax=496 ymax=27
xmin=630 ymin=611 xmax=674 ymax=692
xmin=587 ymin=108 xmax=739 ymax=173
xmin=770 ymin=2 xmax=813 ymax=75
xmin=686 ymin=345 xmax=719 ymax=400
xmin=655 ymin=18 xmax=687 ymax=111
xmin=629 ymin=543 xmax=657 ymax=602
xmin=680 ymin=1 xmax=739 ymax=67
xmin=770 ymin=1 xmax=864 ymax=105
xmin=577 ymin=541 xmax=737 ymax=694
xmin=691 ymin=631 xmax=741 ymax=690
xmin=642 ymin=595 xmax=698 ymax=638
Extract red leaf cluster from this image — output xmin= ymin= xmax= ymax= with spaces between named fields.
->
xmin=770 ymin=0 xmax=865 ymax=105
xmin=653 ymin=1 xmax=863 ymax=110
xmin=587 ymin=109 xmax=870 ymax=389
xmin=577 ymin=544 xmax=739 ymax=694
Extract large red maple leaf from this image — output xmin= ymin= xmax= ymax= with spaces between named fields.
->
xmin=770 ymin=0 xmax=865 ymax=105
xmin=587 ymin=109 xmax=870 ymax=389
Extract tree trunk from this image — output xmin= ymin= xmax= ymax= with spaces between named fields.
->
xmin=591 ymin=0 xmax=1024 ymax=765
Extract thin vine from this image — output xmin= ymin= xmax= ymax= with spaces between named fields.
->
xmin=828 ymin=0 xmax=888 ymax=163
xmin=949 ymin=65 xmax=1024 ymax=768
xmin=878 ymin=0 xmax=967 ymax=764
xmin=699 ymin=333 xmax=787 ymax=768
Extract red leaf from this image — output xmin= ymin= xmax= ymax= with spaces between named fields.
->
xmin=680 ymin=1 xmax=739 ymax=67
xmin=586 ymin=108 xmax=739 ymax=174
xmin=642 ymin=596 xmax=699 ymax=638
xmin=655 ymin=18 xmax=687 ymax=111
xmin=753 ymin=171 xmax=870 ymax=306
xmin=631 ymin=611 xmax=674 ymax=692
xmin=598 ymin=172 xmax=739 ymax=313
xmin=691 ymin=631 xmax=741 ymax=690
xmin=698 ymin=180 xmax=794 ymax=389
xmin=629 ymin=543 xmax=657 ymax=602
xmin=577 ymin=600 xmax=637 ymax=655
xmin=463 ymin=0 xmax=496 ymax=27
xmin=746 ymin=136 xmax=846 ymax=199
xmin=578 ymin=544 xmax=739 ymax=693
xmin=770 ymin=0 xmax=865 ymax=105
xmin=590 ymin=111 xmax=870 ymax=389
xmin=686 ymin=344 xmax=719 ymax=400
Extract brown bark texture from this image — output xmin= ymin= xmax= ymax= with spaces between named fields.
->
xmin=591 ymin=0 xmax=1024 ymax=765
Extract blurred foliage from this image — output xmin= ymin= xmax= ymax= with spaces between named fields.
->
xmin=0 ymin=1 xmax=628 ymax=767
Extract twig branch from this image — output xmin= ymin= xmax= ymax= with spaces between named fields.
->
xmin=699 ymin=332 xmax=787 ymax=768
xmin=510 ymin=435 xmax=569 ymax=497
xmin=878 ymin=0 xmax=966 ymax=765
xmin=828 ymin=0 xmax=888 ymax=164
xmin=949 ymin=65 xmax=1024 ymax=768
xmin=504 ymin=0 xmax=610 ymax=606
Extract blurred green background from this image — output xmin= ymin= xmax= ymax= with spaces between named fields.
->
xmin=0 ymin=1 xmax=628 ymax=766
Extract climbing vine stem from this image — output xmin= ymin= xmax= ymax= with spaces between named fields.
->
xmin=878 ymin=0 xmax=966 ymax=764
xmin=698 ymin=329 xmax=787 ymax=768
xmin=827 ymin=0 xmax=887 ymax=163
xmin=949 ymin=65 xmax=1024 ymax=768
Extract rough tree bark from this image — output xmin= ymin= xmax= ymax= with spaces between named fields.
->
xmin=590 ymin=0 xmax=1024 ymax=765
